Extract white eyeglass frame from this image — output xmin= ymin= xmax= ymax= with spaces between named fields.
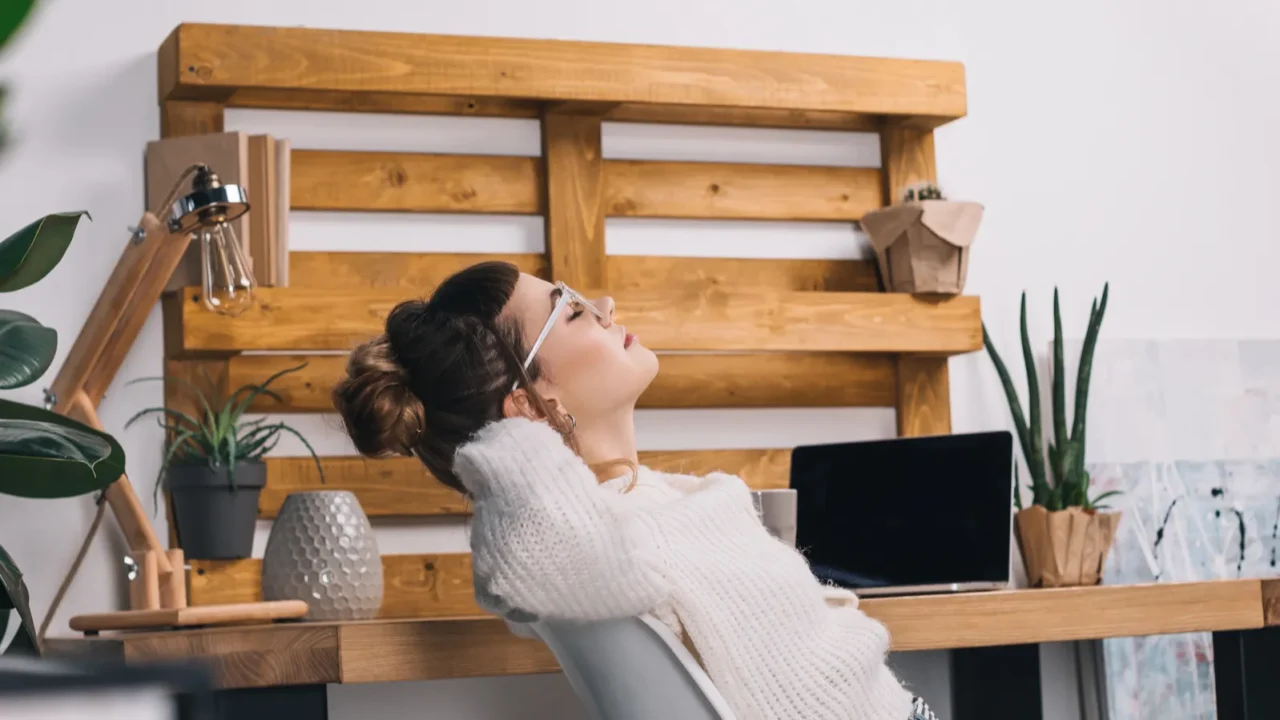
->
xmin=511 ymin=281 xmax=604 ymax=391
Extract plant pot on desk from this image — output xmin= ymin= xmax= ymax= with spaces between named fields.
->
xmin=1015 ymin=505 xmax=1122 ymax=588
xmin=167 ymin=459 xmax=265 ymax=560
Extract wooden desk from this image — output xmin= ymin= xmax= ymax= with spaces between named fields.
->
xmin=48 ymin=579 xmax=1280 ymax=720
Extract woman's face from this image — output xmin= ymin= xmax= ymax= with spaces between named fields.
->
xmin=502 ymin=273 xmax=659 ymax=422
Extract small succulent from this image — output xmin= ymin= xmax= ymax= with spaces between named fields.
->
xmin=125 ymin=362 xmax=325 ymax=510
xmin=903 ymin=182 xmax=945 ymax=202
xmin=983 ymin=284 xmax=1119 ymax=512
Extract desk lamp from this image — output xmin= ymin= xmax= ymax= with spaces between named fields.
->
xmin=46 ymin=163 xmax=306 ymax=633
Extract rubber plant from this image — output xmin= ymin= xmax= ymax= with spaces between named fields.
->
xmin=0 ymin=0 xmax=126 ymax=656
xmin=982 ymin=283 xmax=1118 ymax=512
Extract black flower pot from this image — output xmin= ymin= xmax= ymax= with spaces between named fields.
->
xmin=167 ymin=460 xmax=266 ymax=560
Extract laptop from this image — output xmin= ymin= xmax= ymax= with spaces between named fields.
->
xmin=789 ymin=431 xmax=1015 ymax=597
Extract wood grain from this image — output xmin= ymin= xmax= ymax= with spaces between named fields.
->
xmin=1263 ymin=578 xmax=1280 ymax=626
xmin=287 ymin=150 xmax=886 ymax=222
xmin=861 ymin=580 xmax=1266 ymax=651
xmin=290 ymin=150 xmax=542 ymax=214
xmin=125 ymin=623 xmax=340 ymax=688
xmin=189 ymin=554 xmax=483 ymax=618
xmin=542 ymin=114 xmax=606 ymax=286
xmin=260 ymin=448 xmax=792 ymax=518
xmin=65 ymin=579 xmax=1267 ymax=688
xmin=171 ymin=286 xmax=982 ymax=354
xmin=339 ymin=618 xmax=559 ymax=683
xmin=231 ymin=351 xmax=894 ymax=415
xmin=287 ymin=252 xmax=879 ymax=293
xmin=160 ymin=101 xmax=225 ymax=138
xmin=896 ymin=356 xmax=951 ymax=436
xmin=605 ymin=161 xmax=881 ymax=221
xmin=879 ymin=127 xmax=937 ymax=204
xmin=159 ymin=24 xmax=967 ymax=125
xmin=223 ymin=86 xmax=884 ymax=132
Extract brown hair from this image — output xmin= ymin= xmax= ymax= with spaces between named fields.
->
xmin=331 ymin=261 xmax=573 ymax=494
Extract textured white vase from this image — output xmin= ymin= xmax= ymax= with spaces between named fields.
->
xmin=261 ymin=490 xmax=384 ymax=620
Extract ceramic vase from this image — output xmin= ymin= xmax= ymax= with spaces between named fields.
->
xmin=261 ymin=490 xmax=384 ymax=620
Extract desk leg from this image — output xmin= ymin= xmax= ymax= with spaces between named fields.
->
xmin=950 ymin=644 xmax=1043 ymax=720
xmin=199 ymin=684 xmax=328 ymax=720
xmin=1214 ymin=628 xmax=1280 ymax=719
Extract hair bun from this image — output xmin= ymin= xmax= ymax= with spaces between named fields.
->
xmin=332 ymin=335 xmax=427 ymax=458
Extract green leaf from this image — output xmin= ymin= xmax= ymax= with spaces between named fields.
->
xmin=1051 ymin=288 xmax=1068 ymax=486
xmin=0 ymin=1 xmax=37 ymax=53
xmin=0 ymin=543 xmax=38 ymax=655
xmin=1019 ymin=293 xmax=1048 ymax=505
xmin=0 ymin=309 xmax=55 ymax=389
xmin=0 ymin=398 xmax=125 ymax=498
xmin=0 ymin=211 xmax=91 ymax=292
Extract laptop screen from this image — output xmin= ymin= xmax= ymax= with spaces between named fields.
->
xmin=790 ymin=431 xmax=1014 ymax=592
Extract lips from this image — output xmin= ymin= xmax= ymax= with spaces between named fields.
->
xmin=623 ymin=330 xmax=636 ymax=349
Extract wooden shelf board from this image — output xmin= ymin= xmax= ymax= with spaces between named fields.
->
xmin=159 ymin=24 xmax=966 ymax=128
xmin=259 ymin=449 xmax=794 ymax=519
xmin=50 ymin=580 xmax=1277 ymax=690
xmin=167 ymin=286 xmax=981 ymax=355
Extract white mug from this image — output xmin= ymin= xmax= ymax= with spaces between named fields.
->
xmin=751 ymin=489 xmax=797 ymax=548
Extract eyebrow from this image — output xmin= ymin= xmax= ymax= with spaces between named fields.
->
xmin=548 ymin=287 xmax=563 ymax=310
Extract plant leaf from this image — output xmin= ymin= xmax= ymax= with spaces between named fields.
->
xmin=0 ymin=0 xmax=37 ymax=53
xmin=0 ymin=309 xmax=55 ymax=389
xmin=1019 ymin=293 xmax=1049 ymax=505
xmin=0 ymin=542 xmax=38 ymax=655
xmin=1051 ymin=288 xmax=1068 ymax=486
xmin=0 ymin=398 xmax=125 ymax=498
xmin=0 ymin=211 xmax=91 ymax=292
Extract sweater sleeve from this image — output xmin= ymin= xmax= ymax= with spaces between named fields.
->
xmin=453 ymin=417 xmax=670 ymax=622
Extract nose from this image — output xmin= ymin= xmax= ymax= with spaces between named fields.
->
xmin=593 ymin=295 xmax=615 ymax=327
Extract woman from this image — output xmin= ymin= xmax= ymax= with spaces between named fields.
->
xmin=332 ymin=261 xmax=937 ymax=720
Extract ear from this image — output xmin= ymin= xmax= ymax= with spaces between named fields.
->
xmin=502 ymin=389 xmax=542 ymax=421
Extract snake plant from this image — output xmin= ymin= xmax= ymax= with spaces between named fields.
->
xmin=983 ymin=284 xmax=1119 ymax=512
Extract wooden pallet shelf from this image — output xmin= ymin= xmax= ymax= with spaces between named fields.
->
xmin=165 ymin=286 xmax=981 ymax=355
xmin=260 ymin=449 xmax=791 ymax=519
xmin=159 ymin=24 xmax=966 ymax=130
xmin=52 ymin=579 xmax=1280 ymax=690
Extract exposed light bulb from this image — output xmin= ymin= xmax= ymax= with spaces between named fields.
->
xmin=199 ymin=220 xmax=255 ymax=316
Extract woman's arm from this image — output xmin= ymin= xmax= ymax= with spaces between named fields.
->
xmin=454 ymin=417 xmax=669 ymax=622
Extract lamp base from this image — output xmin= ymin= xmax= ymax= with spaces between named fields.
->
xmin=69 ymin=600 xmax=310 ymax=634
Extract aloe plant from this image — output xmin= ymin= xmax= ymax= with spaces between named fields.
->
xmin=125 ymin=363 xmax=325 ymax=511
xmin=983 ymin=284 xmax=1118 ymax=512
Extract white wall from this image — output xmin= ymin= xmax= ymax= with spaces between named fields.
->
xmin=2 ymin=0 xmax=1278 ymax=717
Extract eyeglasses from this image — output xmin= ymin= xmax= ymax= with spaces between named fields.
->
xmin=512 ymin=281 xmax=604 ymax=391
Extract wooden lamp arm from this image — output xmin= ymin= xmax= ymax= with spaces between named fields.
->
xmin=47 ymin=209 xmax=198 ymax=577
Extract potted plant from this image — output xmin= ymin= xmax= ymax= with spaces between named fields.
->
xmin=860 ymin=182 xmax=985 ymax=295
xmin=0 ymin=2 xmax=129 ymax=657
xmin=984 ymin=283 xmax=1122 ymax=588
xmin=125 ymin=363 xmax=325 ymax=560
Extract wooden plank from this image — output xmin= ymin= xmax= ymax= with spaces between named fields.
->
xmin=339 ymin=618 xmax=559 ymax=683
xmin=160 ymin=24 xmax=967 ymax=125
xmin=160 ymin=100 xmax=224 ymax=138
xmin=289 ymin=251 xmax=549 ymax=291
xmin=233 ymin=352 xmax=894 ymax=414
xmin=287 ymin=150 xmax=883 ymax=223
xmin=223 ymin=86 xmax=883 ymax=132
xmin=288 ymin=252 xmax=879 ymax=293
xmin=896 ymin=356 xmax=951 ymax=436
xmin=863 ymin=579 xmax=1266 ymax=652
xmin=605 ymin=161 xmax=881 ymax=221
xmin=542 ymin=114 xmax=606 ymax=286
xmin=189 ymin=554 xmax=482 ymax=619
xmin=290 ymin=150 xmax=542 ymax=214
xmin=173 ymin=286 xmax=982 ymax=354
xmin=261 ymin=448 xmax=792 ymax=518
xmin=1264 ymin=578 xmax=1280 ymax=626
xmin=879 ymin=127 xmax=937 ymax=204
xmin=55 ymin=579 xmax=1266 ymax=688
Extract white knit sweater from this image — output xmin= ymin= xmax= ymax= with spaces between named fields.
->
xmin=453 ymin=418 xmax=914 ymax=720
